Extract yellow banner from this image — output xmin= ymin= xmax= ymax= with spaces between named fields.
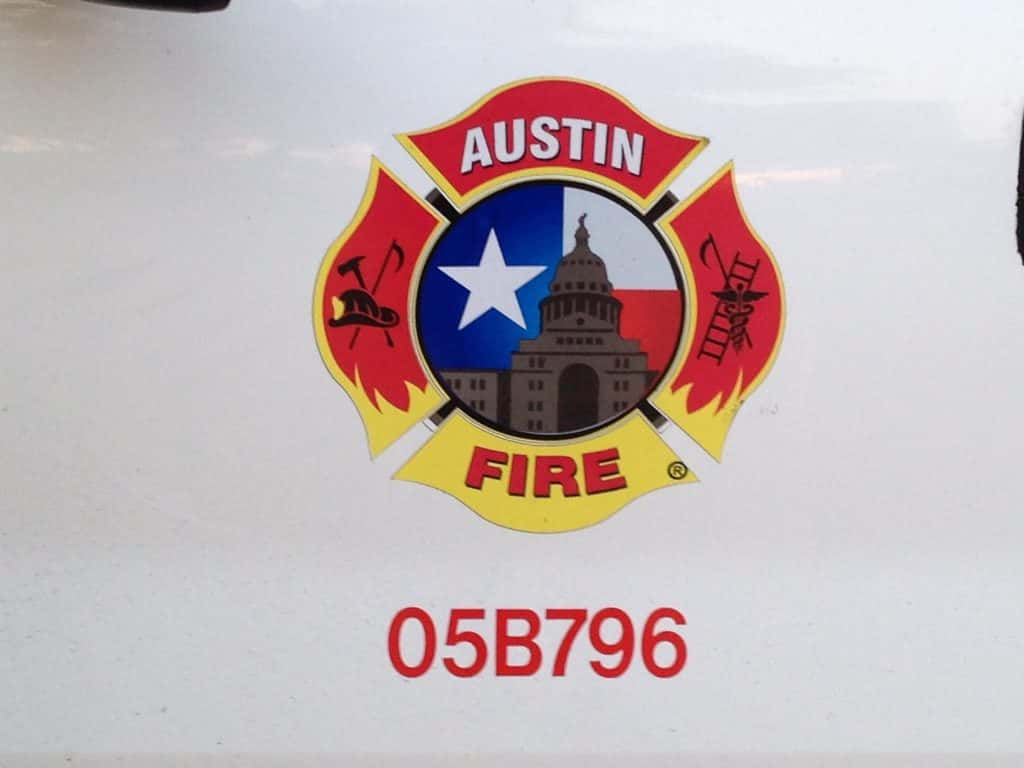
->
xmin=395 ymin=410 xmax=697 ymax=533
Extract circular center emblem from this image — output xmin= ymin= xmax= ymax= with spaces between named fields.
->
xmin=417 ymin=181 xmax=684 ymax=439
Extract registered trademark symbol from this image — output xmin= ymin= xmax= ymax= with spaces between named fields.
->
xmin=667 ymin=461 xmax=688 ymax=480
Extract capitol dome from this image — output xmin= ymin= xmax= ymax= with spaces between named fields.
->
xmin=540 ymin=213 xmax=621 ymax=330
xmin=549 ymin=214 xmax=613 ymax=295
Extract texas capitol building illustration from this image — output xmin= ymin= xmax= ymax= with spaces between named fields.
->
xmin=439 ymin=216 xmax=655 ymax=435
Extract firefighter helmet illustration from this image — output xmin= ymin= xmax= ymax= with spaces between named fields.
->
xmin=312 ymin=77 xmax=785 ymax=533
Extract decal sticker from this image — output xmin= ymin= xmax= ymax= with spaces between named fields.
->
xmin=313 ymin=77 xmax=785 ymax=532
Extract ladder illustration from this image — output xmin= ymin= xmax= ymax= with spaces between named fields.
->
xmin=697 ymin=235 xmax=761 ymax=365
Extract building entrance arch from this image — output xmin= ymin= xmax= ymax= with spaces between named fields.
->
xmin=558 ymin=363 xmax=599 ymax=432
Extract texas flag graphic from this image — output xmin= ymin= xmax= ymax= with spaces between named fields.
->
xmin=417 ymin=182 xmax=683 ymax=436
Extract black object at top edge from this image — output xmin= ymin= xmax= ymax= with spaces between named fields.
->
xmin=81 ymin=0 xmax=230 ymax=12
xmin=1018 ymin=108 xmax=1024 ymax=265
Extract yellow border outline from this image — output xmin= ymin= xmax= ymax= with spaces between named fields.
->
xmin=312 ymin=156 xmax=447 ymax=457
xmin=395 ymin=76 xmax=708 ymax=213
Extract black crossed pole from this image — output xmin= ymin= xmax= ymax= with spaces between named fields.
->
xmin=336 ymin=239 xmax=405 ymax=349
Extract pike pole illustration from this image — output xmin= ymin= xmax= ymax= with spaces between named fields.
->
xmin=330 ymin=239 xmax=405 ymax=349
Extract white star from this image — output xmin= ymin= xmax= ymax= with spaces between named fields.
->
xmin=439 ymin=229 xmax=546 ymax=330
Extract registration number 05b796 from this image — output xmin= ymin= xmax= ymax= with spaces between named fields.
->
xmin=387 ymin=607 xmax=687 ymax=679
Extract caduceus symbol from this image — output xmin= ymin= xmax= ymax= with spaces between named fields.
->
xmin=699 ymin=233 xmax=767 ymax=353
xmin=330 ymin=239 xmax=405 ymax=349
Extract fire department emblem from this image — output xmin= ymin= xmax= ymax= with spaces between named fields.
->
xmin=313 ymin=78 xmax=785 ymax=533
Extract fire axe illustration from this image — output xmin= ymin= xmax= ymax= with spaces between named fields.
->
xmin=330 ymin=240 xmax=405 ymax=349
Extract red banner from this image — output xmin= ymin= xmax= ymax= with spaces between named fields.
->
xmin=398 ymin=78 xmax=706 ymax=210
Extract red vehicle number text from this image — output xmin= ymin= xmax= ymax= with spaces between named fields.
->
xmin=387 ymin=607 xmax=686 ymax=678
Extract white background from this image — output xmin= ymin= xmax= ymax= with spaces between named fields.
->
xmin=2 ymin=0 xmax=1024 ymax=761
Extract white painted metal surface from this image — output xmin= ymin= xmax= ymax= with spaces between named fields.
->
xmin=2 ymin=0 xmax=1023 ymax=762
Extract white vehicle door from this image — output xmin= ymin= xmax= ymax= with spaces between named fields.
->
xmin=3 ymin=1 xmax=1023 ymax=765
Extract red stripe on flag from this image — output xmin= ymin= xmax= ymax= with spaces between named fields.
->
xmin=613 ymin=288 xmax=684 ymax=383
